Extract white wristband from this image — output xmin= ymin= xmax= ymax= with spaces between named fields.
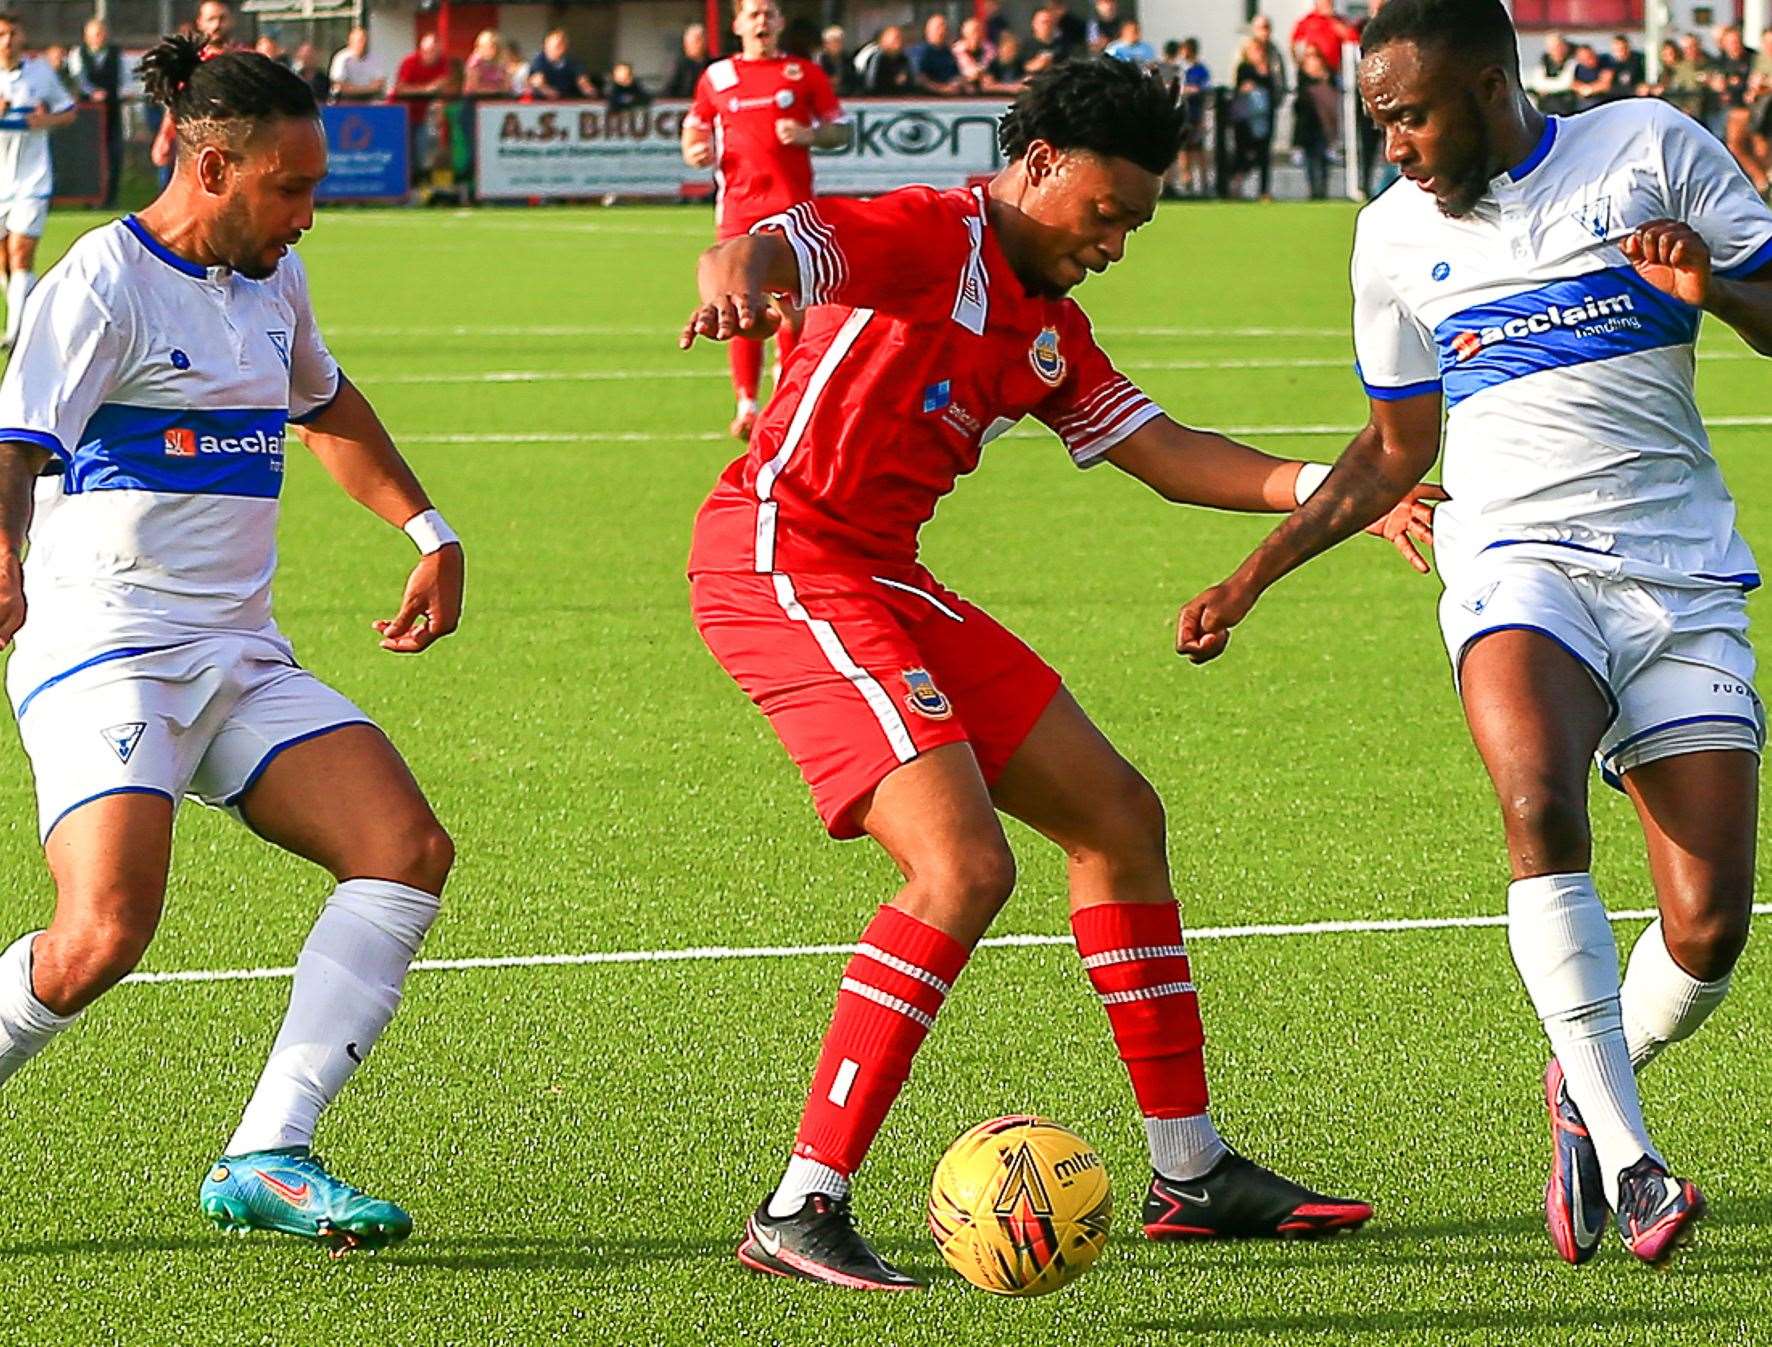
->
xmin=1293 ymin=462 xmax=1333 ymax=506
xmin=403 ymin=508 xmax=459 ymax=555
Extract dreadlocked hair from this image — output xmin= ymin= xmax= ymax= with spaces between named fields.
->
xmin=138 ymin=34 xmax=318 ymax=152
xmin=997 ymin=55 xmax=1186 ymax=177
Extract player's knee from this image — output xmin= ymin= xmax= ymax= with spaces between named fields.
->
xmin=1663 ymin=894 xmax=1751 ymax=982
xmin=366 ymin=811 xmax=454 ymax=894
xmin=37 ymin=916 xmax=155 ymax=1011
xmin=920 ymin=843 xmax=1017 ymax=917
xmin=1070 ymin=768 xmax=1167 ymax=872
xmin=1498 ymin=782 xmax=1590 ymax=869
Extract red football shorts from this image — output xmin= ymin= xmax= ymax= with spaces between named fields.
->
xmin=691 ymin=567 xmax=1063 ymax=838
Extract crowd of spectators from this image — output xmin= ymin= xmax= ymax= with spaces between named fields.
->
xmin=1529 ymin=25 xmax=1772 ymax=198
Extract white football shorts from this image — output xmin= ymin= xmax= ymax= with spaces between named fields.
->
xmin=7 ymin=628 xmax=374 ymax=841
xmin=0 ymin=195 xmax=49 ymax=239
xmin=1439 ymin=554 xmax=1764 ymax=786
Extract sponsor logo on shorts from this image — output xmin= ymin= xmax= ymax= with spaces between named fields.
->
xmin=100 ymin=721 xmax=146 ymax=763
xmin=1464 ymin=581 xmax=1500 ymax=615
xmin=1029 ymin=326 xmax=1065 ymax=385
xmin=902 ymin=668 xmax=952 ymax=720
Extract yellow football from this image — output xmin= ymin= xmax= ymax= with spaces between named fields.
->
xmin=927 ymin=1115 xmax=1112 ymax=1296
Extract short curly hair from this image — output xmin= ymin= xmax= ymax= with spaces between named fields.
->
xmin=1360 ymin=0 xmax=1521 ymax=80
xmin=998 ymin=56 xmax=1185 ymax=178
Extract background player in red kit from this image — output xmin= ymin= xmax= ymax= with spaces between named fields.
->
xmin=681 ymin=0 xmax=849 ymax=441
xmin=680 ymin=58 xmax=1443 ymax=1291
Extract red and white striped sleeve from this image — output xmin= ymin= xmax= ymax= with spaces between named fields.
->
xmin=1036 ymin=307 xmax=1165 ymax=467
xmin=749 ymin=187 xmax=964 ymax=319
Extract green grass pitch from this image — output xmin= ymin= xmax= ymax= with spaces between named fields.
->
xmin=0 ymin=201 xmax=1767 ymax=1345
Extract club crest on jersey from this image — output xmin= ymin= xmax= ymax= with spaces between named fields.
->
xmin=163 ymin=427 xmax=197 ymax=457
xmin=1029 ymin=327 xmax=1065 ymax=385
xmin=902 ymin=668 xmax=952 ymax=720
xmin=101 ymin=721 xmax=146 ymax=764
xmin=783 ymin=61 xmax=803 ymax=80
xmin=1573 ymin=195 xmax=1611 ymax=240
xmin=266 ymin=329 xmax=290 ymax=369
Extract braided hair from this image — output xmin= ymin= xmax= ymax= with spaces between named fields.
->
xmin=138 ymin=34 xmax=317 ymax=153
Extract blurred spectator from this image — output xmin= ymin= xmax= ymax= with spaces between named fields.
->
xmin=857 ymin=26 xmax=913 ymax=94
xmin=1657 ymin=34 xmax=1714 ymax=123
xmin=463 ymin=28 xmax=509 ymax=95
xmin=607 ymin=61 xmax=651 ymax=111
xmin=1086 ymin=0 xmax=1120 ymax=53
xmin=1054 ymin=3 xmax=1088 ymax=52
xmin=1754 ymin=30 xmax=1772 ymax=164
xmin=980 ymin=0 xmax=1010 ymax=46
xmin=1105 ymin=20 xmax=1155 ymax=65
xmin=43 ymin=43 xmax=72 ymax=97
xmin=152 ymin=0 xmax=236 ymax=179
xmin=910 ymin=14 xmax=964 ymax=93
xmin=1606 ymin=34 xmax=1644 ymax=100
xmin=1527 ymin=32 xmax=1578 ymax=115
xmin=528 ymin=29 xmax=598 ymax=100
xmin=1024 ymin=7 xmax=1076 ymax=73
xmin=1230 ymin=19 xmax=1284 ymax=200
xmin=66 ymin=16 xmax=121 ymax=206
xmin=503 ymin=41 xmax=529 ymax=95
xmin=254 ymin=34 xmax=290 ymax=67
xmin=664 ymin=23 xmax=709 ymax=97
xmin=818 ymin=26 xmax=857 ymax=95
xmin=1290 ymin=0 xmax=1357 ymax=77
xmin=982 ymin=31 xmax=1027 ymax=92
xmin=953 ymin=17 xmax=995 ymax=90
xmin=1294 ymin=46 xmax=1340 ymax=198
xmin=330 ymin=27 xmax=386 ymax=100
xmin=1172 ymin=37 xmax=1210 ymax=196
xmin=392 ymin=33 xmax=458 ymax=125
xmin=1713 ymin=27 xmax=1768 ymax=192
xmin=1570 ymin=42 xmax=1611 ymax=111
xmin=193 ymin=0 xmax=232 ymax=54
xmin=292 ymin=42 xmax=330 ymax=102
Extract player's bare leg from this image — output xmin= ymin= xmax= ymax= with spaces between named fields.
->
xmin=990 ymin=688 xmax=1372 ymax=1239
xmin=728 ymin=337 xmax=763 ymax=440
xmin=3 ymin=232 xmax=39 ymax=348
xmin=740 ymin=743 xmax=1012 ymax=1290
xmin=0 ymin=792 xmax=174 ymax=1087
xmin=1463 ymin=630 xmax=1702 ymax=1264
xmin=201 ymin=723 xmax=451 ymax=1256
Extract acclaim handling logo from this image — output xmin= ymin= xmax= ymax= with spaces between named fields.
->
xmin=162 ymin=427 xmax=197 ymax=457
xmin=1450 ymin=290 xmax=1639 ymax=362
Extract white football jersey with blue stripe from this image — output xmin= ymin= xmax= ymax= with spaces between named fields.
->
xmin=0 ymin=56 xmax=75 ymax=201
xmin=0 ymin=216 xmax=340 ymax=672
xmin=1352 ymin=100 xmax=1772 ymax=592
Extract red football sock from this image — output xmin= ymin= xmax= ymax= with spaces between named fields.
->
xmin=729 ymin=336 xmax=763 ymax=403
xmin=793 ymin=905 xmax=970 ymax=1175
xmin=1071 ymin=901 xmax=1209 ymax=1117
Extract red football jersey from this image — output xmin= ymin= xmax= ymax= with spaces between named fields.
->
xmin=689 ymin=55 xmax=843 ymax=238
xmin=688 ymin=186 xmax=1165 ymax=577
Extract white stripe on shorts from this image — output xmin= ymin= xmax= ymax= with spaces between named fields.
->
xmin=771 ymin=573 xmax=918 ymax=764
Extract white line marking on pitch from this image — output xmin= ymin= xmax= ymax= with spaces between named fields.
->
xmin=120 ymin=903 xmax=1770 ymax=989
xmin=326 ymin=323 xmax=1356 ymax=340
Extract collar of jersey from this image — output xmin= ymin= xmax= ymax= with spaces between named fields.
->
xmin=1503 ymin=115 xmax=1558 ymax=184
xmin=123 ymin=214 xmax=219 ymax=280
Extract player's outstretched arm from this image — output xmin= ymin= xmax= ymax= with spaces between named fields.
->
xmin=294 ymin=376 xmax=464 ymax=654
xmin=1175 ymin=392 xmax=1442 ymax=664
xmin=1105 ymin=412 xmax=1442 ymax=560
xmin=0 ymin=441 xmax=47 ymax=650
xmin=1624 ymin=221 xmax=1772 ymax=356
xmin=679 ymin=232 xmax=798 ymax=348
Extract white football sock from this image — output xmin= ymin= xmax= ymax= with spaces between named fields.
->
xmin=0 ymin=931 xmax=78 ymax=1084
xmin=768 ymin=1154 xmax=850 ymax=1217
xmin=1146 ymin=1112 xmax=1229 ymax=1181
xmin=5 ymin=269 xmax=35 ymax=343
xmin=1508 ymin=873 xmax=1658 ymax=1205
xmin=225 ymin=879 xmax=438 ymax=1155
xmin=1622 ymin=917 xmax=1732 ymax=1071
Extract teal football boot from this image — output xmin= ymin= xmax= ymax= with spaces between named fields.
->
xmin=200 ymin=1148 xmax=412 ymax=1257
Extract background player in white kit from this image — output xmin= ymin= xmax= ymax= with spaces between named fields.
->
xmin=0 ymin=38 xmax=464 ymax=1254
xmin=0 ymin=12 xmax=75 ymax=349
xmin=1177 ymin=0 xmax=1772 ymax=1268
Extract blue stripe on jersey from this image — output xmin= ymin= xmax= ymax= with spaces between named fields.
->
xmin=0 ymin=426 xmax=68 ymax=461
xmin=0 ymin=104 xmax=36 ymax=130
xmin=1505 ymin=115 xmax=1558 ymax=182
xmin=1719 ymin=233 xmax=1772 ymax=280
xmin=1434 ymin=266 xmax=1700 ymax=408
xmin=67 ymin=404 xmax=287 ymax=499
xmin=122 ymin=215 xmax=207 ymax=279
